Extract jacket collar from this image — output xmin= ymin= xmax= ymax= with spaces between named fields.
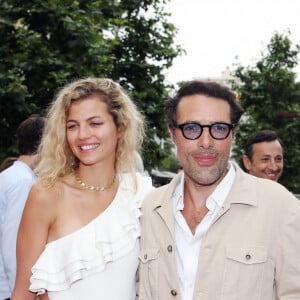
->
xmin=151 ymin=162 xmax=258 ymax=209
xmin=225 ymin=162 xmax=258 ymax=207
xmin=149 ymin=163 xmax=258 ymax=234
xmin=150 ymin=173 xmax=182 ymax=239
xmin=152 ymin=172 xmax=182 ymax=209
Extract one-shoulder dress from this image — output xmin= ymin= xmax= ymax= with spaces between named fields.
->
xmin=29 ymin=173 xmax=153 ymax=300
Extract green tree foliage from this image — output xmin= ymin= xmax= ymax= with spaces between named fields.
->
xmin=0 ymin=0 xmax=182 ymax=169
xmin=231 ymin=32 xmax=300 ymax=193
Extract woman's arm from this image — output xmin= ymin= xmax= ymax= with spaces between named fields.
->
xmin=11 ymin=183 xmax=56 ymax=300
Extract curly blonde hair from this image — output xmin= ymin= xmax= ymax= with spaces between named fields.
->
xmin=35 ymin=77 xmax=145 ymax=186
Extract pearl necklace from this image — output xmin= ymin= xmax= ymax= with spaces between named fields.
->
xmin=74 ymin=171 xmax=116 ymax=192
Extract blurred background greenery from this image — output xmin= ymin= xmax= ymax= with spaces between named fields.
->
xmin=0 ymin=0 xmax=299 ymax=193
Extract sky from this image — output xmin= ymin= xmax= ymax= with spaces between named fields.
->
xmin=164 ymin=0 xmax=300 ymax=85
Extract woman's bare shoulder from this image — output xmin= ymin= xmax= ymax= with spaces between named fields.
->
xmin=28 ymin=179 xmax=64 ymax=207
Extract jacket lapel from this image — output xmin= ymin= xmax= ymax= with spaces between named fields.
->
xmin=213 ymin=163 xmax=258 ymax=224
xmin=152 ymin=174 xmax=182 ymax=242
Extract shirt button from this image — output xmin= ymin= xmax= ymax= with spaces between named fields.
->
xmin=144 ymin=254 xmax=147 ymax=259
xmin=170 ymin=289 xmax=177 ymax=296
xmin=245 ymin=254 xmax=251 ymax=260
xmin=167 ymin=245 xmax=173 ymax=252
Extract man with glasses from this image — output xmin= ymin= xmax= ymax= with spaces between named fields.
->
xmin=138 ymin=80 xmax=300 ymax=300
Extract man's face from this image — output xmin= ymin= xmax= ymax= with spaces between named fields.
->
xmin=243 ymin=140 xmax=283 ymax=181
xmin=170 ymin=94 xmax=233 ymax=188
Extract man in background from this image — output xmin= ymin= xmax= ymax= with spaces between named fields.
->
xmin=0 ymin=114 xmax=45 ymax=300
xmin=242 ymin=130 xmax=283 ymax=181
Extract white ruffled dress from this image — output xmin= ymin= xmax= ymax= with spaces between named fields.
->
xmin=29 ymin=173 xmax=153 ymax=300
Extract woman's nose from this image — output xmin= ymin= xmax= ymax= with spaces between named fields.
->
xmin=78 ymin=125 xmax=91 ymax=139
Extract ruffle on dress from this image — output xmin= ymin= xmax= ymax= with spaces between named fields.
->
xmin=29 ymin=173 xmax=153 ymax=294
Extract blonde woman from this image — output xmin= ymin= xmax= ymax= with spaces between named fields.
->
xmin=11 ymin=78 xmax=153 ymax=300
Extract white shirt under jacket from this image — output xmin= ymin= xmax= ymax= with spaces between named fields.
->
xmin=172 ymin=163 xmax=235 ymax=300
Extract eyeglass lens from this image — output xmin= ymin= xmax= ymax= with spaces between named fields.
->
xmin=179 ymin=123 xmax=232 ymax=140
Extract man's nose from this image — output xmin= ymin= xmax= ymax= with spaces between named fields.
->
xmin=268 ymin=159 xmax=279 ymax=170
xmin=197 ymin=128 xmax=213 ymax=148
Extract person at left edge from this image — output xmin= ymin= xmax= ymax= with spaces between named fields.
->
xmin=11 ymin=77 xmax=153 ymax=300
xmin=0 ymin=114 xmax=45 ymax=300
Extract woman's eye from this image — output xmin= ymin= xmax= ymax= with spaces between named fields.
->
xmin=91 ymin=122 xmax=102 ymax=127
xmin=67 ymin=124 xmax=77 ymax=130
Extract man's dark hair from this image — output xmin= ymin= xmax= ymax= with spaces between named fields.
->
xmin=244 ymin=130 xmax=283 ymax=161
xmin=165 ymin=80 xmax=244 ymax=129
xmin=16 ymin=114 xmax=45 ymax=155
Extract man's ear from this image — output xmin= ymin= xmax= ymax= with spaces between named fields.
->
xmin=168 ymin=126 xmax=176 ymax=144
xmin=242 ymin=155 xmax=251 ymax=171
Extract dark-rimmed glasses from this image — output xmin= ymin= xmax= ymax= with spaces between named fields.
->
xmin=175 ymin=122 xmax=235 ymax=140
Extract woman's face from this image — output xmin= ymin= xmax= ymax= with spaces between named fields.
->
xmin=66 ymin=95 xmax=120 ymax=167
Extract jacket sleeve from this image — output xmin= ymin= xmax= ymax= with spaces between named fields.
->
xmin=275 ymin=196 xmax=300 ymax=298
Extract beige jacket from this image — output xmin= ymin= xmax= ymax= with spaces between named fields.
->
xmin=138 ymin=163 xmax=300 ymax=300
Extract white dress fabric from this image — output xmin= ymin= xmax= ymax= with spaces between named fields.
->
xmin=29 ymin=173 xmax=153 ymax=300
